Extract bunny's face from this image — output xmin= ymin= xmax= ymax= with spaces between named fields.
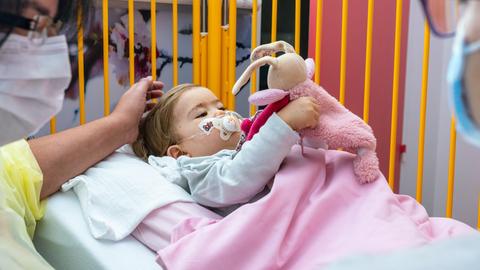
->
xmin=232 ymin=41 xmax=308 ymax=96
xmin=267 ymin=53 xmax=307 ymax=90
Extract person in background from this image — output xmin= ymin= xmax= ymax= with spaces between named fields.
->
xmin=423 ymin=0 xmax=480 ymax=145
xmin=0 ymin=0 xmax=163 ymax=269
xmin=326 ymin=1 xmax=480 ymax=269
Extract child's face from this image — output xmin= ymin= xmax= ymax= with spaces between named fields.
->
xmin=168 ymin=87 xmax=241 ymax=158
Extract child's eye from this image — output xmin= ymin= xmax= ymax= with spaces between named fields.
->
xmin=219 ymin=107 xmax=226 ymax=111
xmin=195 ymin=111 xmax=208 ymax=118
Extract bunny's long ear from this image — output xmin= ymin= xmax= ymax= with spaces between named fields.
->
xmin=305 ymin=58 xmax=315 ymax=80
xmin=250 ymin=41 xmax=296 ymax=61
xmin=232 ymin=56 xmax=278 ymax=95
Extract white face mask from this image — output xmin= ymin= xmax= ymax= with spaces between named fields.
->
xmin=0 ymin=34 xmax=71 ymax=146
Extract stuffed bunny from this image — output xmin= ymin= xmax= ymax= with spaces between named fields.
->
xmin=232 ymin=41 xmax=380 ymax=183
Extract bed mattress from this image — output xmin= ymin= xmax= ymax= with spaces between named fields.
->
xmin=33 ymin=190 xmax=162 ymax=270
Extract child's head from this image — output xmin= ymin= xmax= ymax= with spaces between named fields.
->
xmin=132 ymin=84 xmax=242 ymax=160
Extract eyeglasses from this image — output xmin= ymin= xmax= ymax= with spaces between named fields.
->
xmin=0 ymin=12 xmax=63 ymax=45
xmin=419 ymin=0 xmax=469 ymax=38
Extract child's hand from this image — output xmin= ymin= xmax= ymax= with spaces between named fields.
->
xmin=277 ymin=97 xmax=319 ymax=131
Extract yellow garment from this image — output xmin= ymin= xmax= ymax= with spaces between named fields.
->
xmin=0 ymin=139 xmax=53 ymax=269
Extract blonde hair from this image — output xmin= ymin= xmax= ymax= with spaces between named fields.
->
xmin=132 ymin=83 xmax=198 ymax=161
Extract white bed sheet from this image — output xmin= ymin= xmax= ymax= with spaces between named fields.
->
xmin=33 ymin=190 xmax=162 ymax=270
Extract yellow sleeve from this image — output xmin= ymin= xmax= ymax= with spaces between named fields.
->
xmin=0 ymin=139 xmax=46 ymax=238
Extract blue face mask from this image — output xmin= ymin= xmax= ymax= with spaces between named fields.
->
xmin=447 ymin=24 xmax=480 ymax=146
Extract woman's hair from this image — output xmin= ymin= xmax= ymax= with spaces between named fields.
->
xmin=0 ymin=0 xmax=93 ymax=47
xmin=0 ymin=0 xmax=24 ymax=46
xmin=132 ymin=83 xmax=199 ymax=161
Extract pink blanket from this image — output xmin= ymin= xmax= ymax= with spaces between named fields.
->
xmin=157 ymin=146 xmax=475 ymax=269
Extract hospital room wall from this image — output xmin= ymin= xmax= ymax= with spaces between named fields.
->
xmin=400 ymin=0 xmax=480 ymax=227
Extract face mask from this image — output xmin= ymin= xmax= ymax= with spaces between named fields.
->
xmin=0 ymin=34 xmax=71 ymax=146
xmin=180 ymin=111 xmax=242 ymax=143
xmin=448 ymin=19 xmax=480 ymax=147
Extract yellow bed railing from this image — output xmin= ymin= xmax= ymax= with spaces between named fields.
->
xmin=415 ymin=21 xmax=430 ymax=204
xmin=78 ymin=7 xmax=87 ymax=125
xmin=363 ymin=0 xmax=374 ymax=124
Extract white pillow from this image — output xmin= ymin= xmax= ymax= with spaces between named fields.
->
xmin=62 ymin=145 xmax=193 ymax=241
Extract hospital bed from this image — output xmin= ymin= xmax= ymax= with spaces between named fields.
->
xmin=33 ymin=0 xmax=480 ymax=268
xmin=33 ymin=190 xmax=162 ymax=270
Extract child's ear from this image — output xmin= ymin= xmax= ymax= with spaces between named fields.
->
xmin=167 ymin=145 xmax=186 ymax=159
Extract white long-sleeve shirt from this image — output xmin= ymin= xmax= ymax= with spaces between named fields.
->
xmin=148 ymin=113 xmax=299 ymax=215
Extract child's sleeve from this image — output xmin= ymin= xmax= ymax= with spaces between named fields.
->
xmin=178 ymin=113 xmax=299 ymax=207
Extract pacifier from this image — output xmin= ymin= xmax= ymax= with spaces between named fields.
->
xmin=198 ymin=111 xmax=242 ymax=140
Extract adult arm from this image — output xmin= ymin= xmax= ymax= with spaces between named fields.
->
xmin=31 ymin=77 xmax=163 ymax=199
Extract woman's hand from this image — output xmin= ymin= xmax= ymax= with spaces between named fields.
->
xmin=110 ymin=76 xmax=164 ymax=143
xmin=277 ymin=97 xmax=320 ymax=131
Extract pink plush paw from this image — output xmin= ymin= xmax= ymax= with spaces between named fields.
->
xmin=353 ymin=149 xmax=380 ymax=184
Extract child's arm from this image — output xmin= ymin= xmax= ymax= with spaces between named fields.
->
xmin=178 ymin=113 xmax=299 ymax=207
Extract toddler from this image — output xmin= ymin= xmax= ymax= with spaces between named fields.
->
xmin=132 ymin=83 xmax=319 ymax=215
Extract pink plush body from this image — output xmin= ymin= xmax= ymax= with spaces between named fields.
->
xmin=291 ymin=80 xmax=380 ymax=183
xmin=242 ymin=59 xmax=379 ymax=183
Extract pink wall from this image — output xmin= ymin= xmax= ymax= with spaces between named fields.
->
xmin=308 ymin=0 xmax=411 ymax=191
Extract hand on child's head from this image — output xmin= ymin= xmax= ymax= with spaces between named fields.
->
xmin=112 ymin=77 xmax=164 ymax=144
xmin=277 ymin=97 xmax=319 ymax=131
